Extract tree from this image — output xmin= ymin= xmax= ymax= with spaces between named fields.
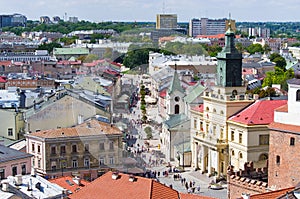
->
xmin=246 ymin=43 xmax=264 ymax=55
xmin=262 ymin=67 xmax=294 ymax=91
xmin=144 ymin=126 xmax=153 ymax=140
xmin=263 ymin=44 xmax=272 ymax=54
xmin=82 ymin=54 xmax=99 ymax=63
xmin=269 ymin=53 xmax=287 ymax=71
xmin=235 ymin=43 xmax=244 ymax=53
xmin=37 ymin=42 xmax=62 ymax=54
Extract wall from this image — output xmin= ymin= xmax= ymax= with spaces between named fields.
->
xmin=227 ymin=164 xmax=268 ymax=199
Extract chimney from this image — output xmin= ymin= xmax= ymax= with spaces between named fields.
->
xmin=15 ymin=174 xmax=23 ymax=186
xmin=1 ymin=180 xmax=9 ymax=192
xmin=73 ymin=176 xmax=81 ymax=185
xmin=129 ymin=175 xmax=136 ymax=182
xmin=112 ymin=172 xmax=119 ymax=180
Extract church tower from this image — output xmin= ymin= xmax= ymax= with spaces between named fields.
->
xmin=165 ymin=64 xmax=185 ymax=118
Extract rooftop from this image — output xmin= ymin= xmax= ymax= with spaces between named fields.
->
xmin=228 ymin=99 xmax=287 ymax=125
xmin=69 ymin=171 xmax=179 ymax=199
xmin=49 ymin=176 xmax=90 ymax=195
xmin=0 ymin=145 xmax=32 ymax=164
xmin=27 ymin=119 xmax=122 ymax=139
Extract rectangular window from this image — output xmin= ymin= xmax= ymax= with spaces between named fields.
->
xmin=8 ymin=128 xmax=13 ymax=136
xmin=72 ymin=145 xmax=77 ymax=153
xmin=200 ymin=121 xmax=203 ymax=131
xmin=239 ymin=133 xmax=242 ymax=144
xmin=109 ymin=142 xmax=114 ymax=150
xmin=276 ymin=155 xmax=280 ymax=165
xmin=60 ymin=145 xmax=66 ymax=155
xmin=21 ymin=164 xmax=26 ymax=175
xmin=220 ymin=128 xmax=224 ymax=139
xmin=38 ymin=159 xmax=41 ymax=168
xmin=84 ymin=144 xmax=89 ymax=152
xmin=72 ymin=160 xmax=78 ymax=168
xmin=290 ymin=137 xmax=295 ymax=146
xmin=84 ymin=158 xmax=90 ymax=168
xmin=99 ymin=143 xmax=105 ymax=151
xmin=32 ymin=143 xmax=35 ymax=152
xmin=259 ymin=135 xmax=269 ymax=145
xmin=51 ymin=146 xmax=56 ymax=155
xmin=231 ymin=131 xmax=235 ymax=141
xmin=12 ymin=166 xmax=17 ymax=176
xmin=109 ymin=157 xmax=114 ymax=165
xmin=99 ymin=157 xmax=105 ymax=165
xmin=37 ymin=145 xmax=41 ymax=153
xmin=0 ymin=169 xmax=5 ymax=179
xmin=194 ymin=119 xmax=197 ymax=129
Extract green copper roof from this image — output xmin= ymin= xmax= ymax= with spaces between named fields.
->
xmin=164 ymin=114 xmax=189 ymax=129
xmin=53 ymin=48 xmax=89 ymax=55
xmin=168 ymin=70 xmax=185 ymax=95
xmin=183 ymin=82 xmax=205 ymax=104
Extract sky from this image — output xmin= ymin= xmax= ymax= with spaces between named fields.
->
xmin=1 ymin=0 xmax=300 ymax=22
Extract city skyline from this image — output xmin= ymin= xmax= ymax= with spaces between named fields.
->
xmin=1 ymin=0 xmax=300 ymax=23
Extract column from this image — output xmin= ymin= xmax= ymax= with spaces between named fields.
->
xmin=194 ymin=142 xmax=199 ymax=169
xmin=207 ymin=149 xmax=211 ymax=176
xmin=216 ymin=151 xmax=220 ymax=177
xmin=200 ymin=145 xmax=205 ymax=172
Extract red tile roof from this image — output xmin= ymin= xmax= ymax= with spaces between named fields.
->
xmin=69 ymin=171 xmax=179 ymax=199
xmin=275 ymin=104 xmax=288 ymax=113
xmin=179 ymin=193 xmax=217 ymax=199
xmin=229 ymin=100 xmax=287 ymax=125
xmin=49 ymin=176 xmax=90 ymax=194
xmin=0 ymin=60 xmax=12 ymax=66
xmin=0 ymin=76 xmax=7 ymax=83
xmin=250 ymin=187 xmax=295 ymax=199
xmin=191 ymin=104 xmax=204 ymax=113
xmin=28 ymin=119 xmax=122 ymax=139
xmin=159 ymin=90 xmax=167 ymax=98
xmin=269 ymin=122 xmax=300 ymax=133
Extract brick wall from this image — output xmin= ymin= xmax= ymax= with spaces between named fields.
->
xmin=227 ymin=163 xmax=268 ymax=199
xmin=268 ymin=129 xmax=300 ymax=190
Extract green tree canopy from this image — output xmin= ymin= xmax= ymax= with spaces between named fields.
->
xmin=269 ymin=53 xmax=287 ymax=71
xmin=37 ymin=42 xmax=62 ymax=53
xmin=246 ymin=43 xmax=264 ymax=54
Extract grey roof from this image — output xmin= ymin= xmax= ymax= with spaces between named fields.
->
xmin=242 ymin=61 xmax=275 ymax=69
xmin=164 ymin=114 xmax=189 ymax=129
xmin=0 ymin=145 xmax=33 ymax=163
xmin=287 ymin=78 xmax=300 ymax=85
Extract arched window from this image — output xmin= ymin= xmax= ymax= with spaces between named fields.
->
xmin=175 ymin=104 xmax=180 ymax=114
xmin=297 ymin=90 xmax=300 ymax=101
xmin=231 ymin=150 xmax=235 ymax=156
xmin=259 ymin=154 xmax=268 ymax=161
xmin=239 ymin=152 xmax=243 ymax=159
xmin=232 ymin=90 xmax=238 ymax=98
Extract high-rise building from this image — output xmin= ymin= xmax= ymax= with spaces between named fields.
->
xmin=0 ymin=14 xmax=26 ymax=28
xmin=189 ymin=18 xmax=201 ymax=37
xmin=189 ymin=18 xmax=236 ymax=36
xmin=156 ymin=14 xmax=177 ymax=29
